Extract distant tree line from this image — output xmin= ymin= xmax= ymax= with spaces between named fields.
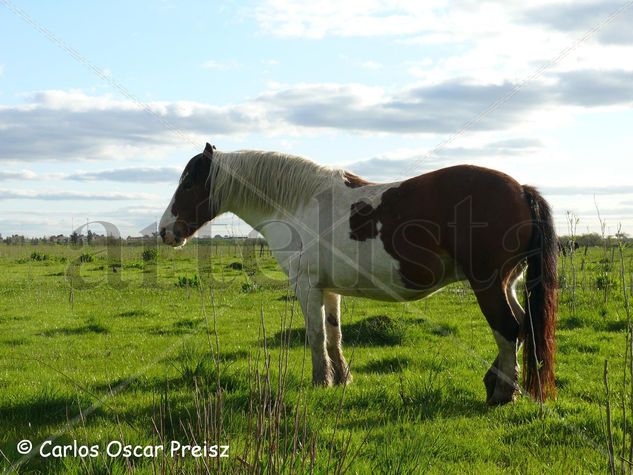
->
xmin=558 ymin=232 xmax=631 ymax=248
xmin=0 ymin=232 xmax=266 ymax=247
xmin=1 ymin=230 xmax=630 ymax=249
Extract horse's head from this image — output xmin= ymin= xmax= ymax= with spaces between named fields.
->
xmin=159 ymin=143 xmax=217 ymax=247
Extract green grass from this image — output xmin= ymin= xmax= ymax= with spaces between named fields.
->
xmin=0 ymin=241 xmax=631 ymax=473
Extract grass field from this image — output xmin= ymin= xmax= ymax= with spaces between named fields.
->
xmin=0 ymin=240 xmax=632 ymax=473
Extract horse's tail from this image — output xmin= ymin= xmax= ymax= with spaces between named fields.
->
xmin=522 ymin=185 xmax=558 ymax=401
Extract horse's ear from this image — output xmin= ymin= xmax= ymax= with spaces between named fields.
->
xmin=204 ymin=142 xmax=215 ymax=157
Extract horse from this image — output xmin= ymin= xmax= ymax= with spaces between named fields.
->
xmin=159 ymin=143 xmax=557 ymax=406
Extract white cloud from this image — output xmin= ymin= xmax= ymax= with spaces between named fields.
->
xmin=540 ymin=185 xmax=633 ymax=196
xmin=67 ymin=167 xmax=181 ymax=183
xmin=201 ymin=60 xmax=240 ymax=70
xmin=0 ymin=189 xmax=157 ymax=201
xmin=0 ymin=170 xmax=37 ymax=180
xmin=255 ymin=1 xmax=633 ymax=86
xmin=361 ymin=61 xmax=383 ymax=70
xmin=255 ymin=0 xmax=451 ymax=39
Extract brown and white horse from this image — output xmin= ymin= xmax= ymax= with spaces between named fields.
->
xmin=159 ymin=143 xmax=557 ymax=405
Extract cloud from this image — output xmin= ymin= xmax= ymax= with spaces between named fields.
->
xmin=540 ymin=185 xmax=633 ymax=196
xmin=347 ymin=157 xmax=438 ymax=181
xmin=67 ymin=167 xmax=181 ymax=183
xmin=0 ymin=170 xmax=37 ymax=180
xmin=361 ymin=61 xmax=383 ymax=70
xmin=523 ymin=2 xmax=633 ymax=45
xmin=255 ymin=1 xmax=426 ymax=38
xmin=201 ymin=60 xmax=239 ymax=70
xmin=256 ymin=0 xmax=633 ymax=48
xmin=259 ymin=71 xmax=633 ymax=133
xmin=346 ymin=138 xmax=544 ymax=180
xmin=554 ymin=69 xmax=633 ymax=106
xmin=254 ymin=0 xmax=505 ymax=39
xmin=0 ymin=189 xmax=157 ymax=201
xmin=254 ymin=0 xmax=633 ymax=88
xmin=0 ymin=90 xmax=266 ymax=161
xmin=259 ymin=80 xmax=550 ymax=133
xmin=2 ymin=69 xmax=633 ymax=163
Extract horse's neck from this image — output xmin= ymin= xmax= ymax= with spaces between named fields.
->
xmin=230 ymin=206 xmax=276 ymax=232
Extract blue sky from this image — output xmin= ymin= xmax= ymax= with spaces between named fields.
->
xmin=1 ymin=0 xmax=633 ymax=238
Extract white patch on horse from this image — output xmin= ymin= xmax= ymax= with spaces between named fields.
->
xmin=159 ymin=194 xmax=181 ymax=246
xmin=508 ymin=274 xmax=526 ymax=326
xmin=492 ymin=330 xmax=519 ymax=395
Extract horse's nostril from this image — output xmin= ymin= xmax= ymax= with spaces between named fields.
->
xmin=159 ymin=228 xmax=166 ymax=239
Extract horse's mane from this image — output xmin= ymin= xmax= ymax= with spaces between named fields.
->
xmin=211 ymin=150 xmax=348 ymax=214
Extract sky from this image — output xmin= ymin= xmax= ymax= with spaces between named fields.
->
xmin=1 ymin=0 xmax=633 ymax=238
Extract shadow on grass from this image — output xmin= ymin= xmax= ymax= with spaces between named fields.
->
xmin=270 ymin=315 xmax=407 ymax=348
xmin=147 ymin=318 xmax=206 ymax=336
xmin=0 ymin=388 xmax=104 ymax=426
xmin=2 ymin=337 xmax=29 ymax=346
xmin=501 ymin=408 xmax=604 ymax=449
xmin=116 ymin=309 xmax=156 ymax=318
xmin=40 ymin=322 xmax=109 ymax=337
xmin=558 ymin=315 xmax=628 ymax=332
xmin=357 ymin=356 xmax=411 ymax=374
xmin=342 ymin=383 xmax=486 ymax=426
xmin=558 ymin=340 xmax=600 ymax=355
xmin=0 ymin=315 xmax=28 ymax=323
xmin=277 ymin=294 xmax=297 ymax=301
xmin=429 ymin=323 xmax=459 ymax=337
xmin=93 ymin=348 xmax=252 ymax=395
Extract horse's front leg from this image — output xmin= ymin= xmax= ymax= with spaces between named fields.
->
xmin=297 ymin=284 xmax=333 ymax=386
xmin=323 ymin=291 xmax=352 ymax=385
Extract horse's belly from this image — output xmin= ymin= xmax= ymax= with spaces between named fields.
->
xmin=325 ymin=241 xmax=466 ymax=302
xmin=332 ymin=271 xmax=463 ymax=302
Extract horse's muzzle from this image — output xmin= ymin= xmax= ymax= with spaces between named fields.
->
xmin=159 ymin=226 xmax=186 ymax=247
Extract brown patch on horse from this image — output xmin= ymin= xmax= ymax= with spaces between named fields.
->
xmin=343 ymin=171 xmax=373 ymax=188
xmin=349 ymin=201 xmax=379 ymax=241
xmin=326 ymin=314 xmax=339 ymax=327
xmin=348 ymin=165 xmax=534 ymax=292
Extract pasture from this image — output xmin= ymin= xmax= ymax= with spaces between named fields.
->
xmin=0 ymin=239 xmax=632 ymax=473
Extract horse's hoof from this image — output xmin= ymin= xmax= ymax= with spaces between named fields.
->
xmin=334 ymin=370 xmax=353 ymax=386
xmin=483 ymin=372 xmax=496 ymax=401
xmin=486 ymin=389 xmax=518 ymax=406
xmin=312 ymin=371 xmax=334 ymax=387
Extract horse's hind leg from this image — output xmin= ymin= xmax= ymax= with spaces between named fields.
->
xmin=472 ymin=278 xmax=522 ymax=405
xmin=323 ymin=291 xmax=352 ymax=385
